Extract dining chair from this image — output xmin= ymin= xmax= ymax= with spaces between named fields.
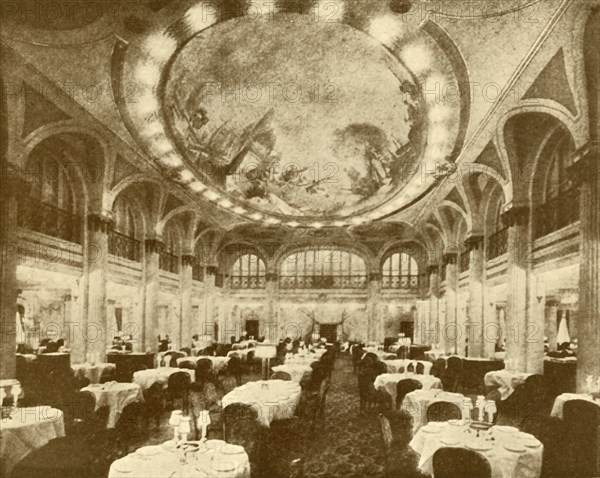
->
xmin=426 ymin=401 xmax=462 ymax=423
xmin=395 ymin=379 xmax=422 ymax=409
xmin=432 ymin=447 xmax=492 ymax=478
xmin=271 ymin=371 xmax=293 ymax=381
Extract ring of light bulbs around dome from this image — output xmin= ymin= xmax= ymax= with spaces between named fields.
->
xmin=121 ymin=0 xmax=461 ymax=229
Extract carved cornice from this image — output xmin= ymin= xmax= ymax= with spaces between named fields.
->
xmin=464 ymin=235 xmax=484 ymax=251
xmin=144 ymin=239 xmax=164 ymax=254
xmin=569 ymin=141 xmax=599 ymax=184
xmin=501 ymin=206 xmax=529 ymax=227
xmin=87 ymin=213 xmax=114 ymax=233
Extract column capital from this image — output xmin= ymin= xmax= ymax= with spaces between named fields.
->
xmin=501 ymin=206 xmax=529 ymax=227
xmin=427 ymin=264 xmax=439 ymax=275
xmin=265 ymin=272 xmax=278 ymax=282
xmin=369 ymin=272 xmax=382 ymax=282
xmin=205 ymin=265 xmax=218 ymax=276
xmin=443 ymin=252 xmax=458 ymax=264
xmin=569 ymin=141 xmax=599 ymax=184
xmin=464 ymin=235 xmax=484 ymax=251
xmin=87 ymin=213 xmax=114 ymax=233
xmin=144 ymin=238 xmax=164 ymax=254
xmin=181 ymin=254 xmax=195 ymax=267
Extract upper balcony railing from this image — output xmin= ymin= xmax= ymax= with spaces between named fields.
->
xmin=230 ymin=275 xmax=266 ymax=289
xmin=108 ymin=230 xmax=141 ymax=262
xmin=533 ymin=188 xmax=580 ymax=240
xmin=487 ymin=227 xmax=509 ymax=260
xmin=279 ymin=275 xmax=368 ymax=289
xmin=381 ymin=274 xmax=420 ymax=290
xmin=18 ymin=199 xmax=82 ymax=245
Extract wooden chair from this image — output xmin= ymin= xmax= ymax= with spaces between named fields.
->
xmin=167 ymin=371 xmax=191 ymax=412
xmin=426 ymin=401 xmax=462 ymax=423
xmin=271 ymin=371 xmax=292 ymax=381
xmin=563 ymin=399 xmax=600 ymax=477
xmin=395 ymin=378 xmax=422 ymax=409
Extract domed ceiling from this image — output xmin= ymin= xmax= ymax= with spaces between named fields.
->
xmin=117 ymin=0 xmax=467 ymax=227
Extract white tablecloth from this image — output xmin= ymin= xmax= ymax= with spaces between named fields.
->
xmin=132 ymin=368 xmax=194 ymax=390
xmin=108 ymin=440 xmax=250 ymax=478
xmin=374 ymin=373 xmax=442 ymax=406
xmin=424 ymin=350 xmax=446 ymax=361
xmin=0 ymin=407 xmax=65 ymax=476
xmin=81 ymin=382 xmax=145 ymax=428
xmin=550 ymin=393 xmax=600 ymax=419
xmin=484 ymin=370 xmax=532 ymax=400
xmin=285 ymin=354 xmax=320 ymax=366
xmin=177 ymin=356 xmax=231 ymax=372
xmin=222 ymin=380 xmax=301 ymax=427
xmin=410 ymin=422 xmax=543 ymax=478
xmin=72 ymin=362 xmax=116 ymax=384
xmin=272 ymin=364 xmax=312 ymax=382
xmin=384 ymin=359 xmax=433 ymax=374
xmin=401 ymin=389 xmax=472 ymax=434
xmin=389 ymin=338 xmax=412 ymax=353
xmin=227 ymin=349 xmax=255 ymax=361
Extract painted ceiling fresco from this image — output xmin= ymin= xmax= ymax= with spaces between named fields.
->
xmin=120 ymin=0 xmax=467 ymax=227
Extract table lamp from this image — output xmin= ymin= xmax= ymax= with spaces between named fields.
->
xmin=178 ymin=416 xmax=191 ymax=442
xmin=197 ymin=410 xmax=211 ymax=441
xmin=169 ymin=410 xmax=182 ymax=442
xmin=254 ymin=343 xmax=278 ymax=380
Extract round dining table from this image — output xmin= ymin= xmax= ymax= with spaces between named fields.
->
xmin=383 ymin=359 xmax=433 ymax=374
xmin=374 ymin=373 xmax=442 ymax=407
xmin=0 ymin=406 xmax=65 ymax=477
xmin=72 ymin=362 xmax=116 ymax=384
xmin=484 ymin=370 xmax=532 ymax=400
xmin=81 ymin=382 xmax=145 ymax=428
xmin=108 ymin=440 xmax=250 ymax=478
xmin=550 ymin=392 xmax=600 ymax=419
xmin=132 ymin=367 xmax=194 ymax=390
xmin=271 ymin=364 xmax=312 ymax=382
xmin=222 ymin=380 xmax=302 ymax=427
xmin=410 ymin=421 xmax=543 ymax=478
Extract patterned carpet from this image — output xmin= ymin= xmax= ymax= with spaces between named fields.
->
xmin=127 ymin=355 xmax=422 ymax=478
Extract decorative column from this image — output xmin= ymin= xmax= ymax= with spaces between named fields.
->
xmin=443 ymin=253 xmax=458 ymax=354
xmin=143 ymin=239 xmax=162 ymax=352
xmin=465 ymin=235 xmax=485 ymax=357
xmin=425 ymin=264 xmax=440 ymax=346
xmin=203 ymin=266 xmax=219 ymax=340
xmin=265 ymin=272 xmax=279 ymax=342
xmin=367 ymin=272 xmax=383 ymax=344
xmin=180 ymin=255 xmax=194 ymax=350
xmin=570 ymin=143 xmax=599 ymax=392
xmin=83 ymin=213 xmax=112 ymax=362
xmin=503 ymin=207 xmax=531 ymax=372
xmin=0 ymin=170 xmax=27 ymax=380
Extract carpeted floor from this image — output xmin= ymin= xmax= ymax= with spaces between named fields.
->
xmin=126 ymin=354 xmax=421 ymax=478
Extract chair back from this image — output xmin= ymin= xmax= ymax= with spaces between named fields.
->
xmin=220 ymin=375 xmax=238 ymax=394
xmin=396 ymin=345 xmax=409 ymax=358
xmin=222 ymin=403 xmax=265 ymax=476
xmin=415 ymin=362 xmax=425 ymax=375
xmin=383 ymin=354 xmax=397 ymax=360
xmin=222 ymin=402 xmax=260 ymax=441
xmin=447 ymin=356 xmax=463 ymax=371
xmin=167 ymin=371 xmax=191 ymax=397
xmin=374 ymin=361 xmax=388 ymax=376
xmin=271 ymin=371 xmax=292 ymax=381
xmin=180 ymin=347 xmax=191 ymax=356
xmin=99 ymin=367 xmax=115 ymax=384
xmin=431 ymin=358 xmax=446 ymax=378
xmin=407 ymin=362 xmax=415 ymax=373
xmin=395 ymin=379 xmax=422 ymax=408
xmin=116 ymin=401 xmax=146 ymax=444
xmin=73 ymin=390 xmax=97 ymax=423
xmin=426 ymin=401 xmax=462 ymax=423
xmin=563 ymin=399 xmax=600 ymax=477
xmin=433 ymin=447 xmax=491 ymax=478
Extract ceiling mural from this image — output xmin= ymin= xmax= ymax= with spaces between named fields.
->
xmin=117 ymin=0 xmax=467 ymax=227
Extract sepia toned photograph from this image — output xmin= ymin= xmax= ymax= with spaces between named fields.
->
xmin=0 ymin=0 xmax=598 ymax=477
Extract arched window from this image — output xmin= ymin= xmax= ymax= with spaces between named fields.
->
xmin=159 ymin=230 xmax=179 ymax=273
xmin=279 ymin=247 xmax=367 ymax=289
xmin=19 ymin=152 xmax=82 ymax=244
xmin=534 ymin=131 xmax=578 ymax=239
xmin=109 ymin=196 xmax=141 ymax=261
xmin=382 ymin=252 xmax=419 ymax=289
xmin=230 ymin=254 xmax=266 ymax=289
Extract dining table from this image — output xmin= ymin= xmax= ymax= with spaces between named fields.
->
xmin=271 ymin=364 xmax=312 ymax=382
xmin=81 ymin=382 xmax=145 ymax=428
xmin=72 ymin=362 xmax=116 ymax=384
xmin=484 ymin=370 xmax=532 ymax=400
xmin=374 ymin=373 xmax=443 ymax=407
xmin=0 ymin=406 xmax=65 ymax=477
xmin=401 ymin=389 xmax=473 ymax=434
xmin=410 ymin=421 xmax=543 ymax=478
xmin=132 ymin=367 xmax=194 ymax=390
xmin=222 ymin=380 xmax=302 ymax=427
xmin=383 ymin=359 xmax=433 ymax=374
xmin=550 ymin=392 xmax=600 ymax=419
xmin=177 ymin=356 xmax=230 ymax=372
xmin=108 ymin=440 xmax=250 ymax=478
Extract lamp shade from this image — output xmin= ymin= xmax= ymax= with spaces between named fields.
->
xmin=254 ymin=343 xmax=277 ymax=359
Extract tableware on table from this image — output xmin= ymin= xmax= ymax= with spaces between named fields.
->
xmin=494 ymin=425 xmax=518 ymax=433
xmin=448 ymin=418 xmax=465 ymax=426
xmin=205 ymin=440 xmax=225 ymax=450
xmin=503 ymin=442 xmax=526 ymax=453
xmin=440 ymin=437 xmax=460 ymax=446
xmin=467 ymin=441 xmax=493 ymax=452
xmin=113 ymin=459 xmax=135 ymax=473
xmin=136 ymin=445 xmax=161 ymax=457
xmin=221 ymin=444 xmax=245 ymax=455
xmin=211 ymin=460 xmax=236 ymax=473
xmin=422 ymin=423 xmax=443 ymax=433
